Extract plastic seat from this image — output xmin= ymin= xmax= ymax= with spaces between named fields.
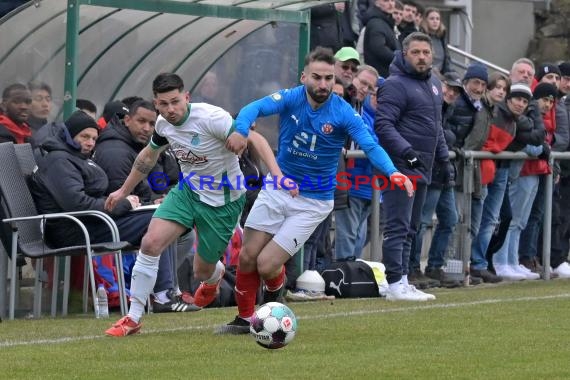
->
xmin=0 ymin=142 xmax=129 ymax=319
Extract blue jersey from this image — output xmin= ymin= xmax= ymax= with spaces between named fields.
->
xmin=235 ymin=85 xmax=397 ymax=200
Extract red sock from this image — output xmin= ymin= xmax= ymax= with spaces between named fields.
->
xmin=264 ymin=265 xmax=285 ymax=292
xmin=235 ymin=268 xmax=260 ymax=319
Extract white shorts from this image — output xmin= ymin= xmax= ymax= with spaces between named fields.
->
xmin=245 ymin=189 xmax=334 ymax=255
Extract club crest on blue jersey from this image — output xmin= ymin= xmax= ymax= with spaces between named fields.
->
xmin=321 ymin=123 xmax=334 ymax=134
xmin=432 ymin=84 xmax=439 ymax=95
xmin=271 ymin=92 xmax=282 ymax=101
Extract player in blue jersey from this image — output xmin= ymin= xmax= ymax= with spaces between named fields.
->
xmin=216 ymin=47 xmax=414 ymax=334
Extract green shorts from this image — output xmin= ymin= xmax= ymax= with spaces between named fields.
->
xmin=153 ymin=185 xmax=245 ymax=264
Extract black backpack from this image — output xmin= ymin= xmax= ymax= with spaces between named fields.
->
xmin=321 ymin=260 xmax=379 ymax=298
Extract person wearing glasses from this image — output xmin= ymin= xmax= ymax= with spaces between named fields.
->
xmin=334 ymin=46 xmax=361 ymax=86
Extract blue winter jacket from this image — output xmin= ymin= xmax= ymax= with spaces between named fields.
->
xmin=374 ymin=51 xmax=448 ymax=184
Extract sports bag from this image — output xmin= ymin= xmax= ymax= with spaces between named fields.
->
xmin=320 ymin=260 xmax=379 ymax=298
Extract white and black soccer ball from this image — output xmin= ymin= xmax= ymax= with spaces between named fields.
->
xmin=250 ymin=302 xmax=297 ymax=349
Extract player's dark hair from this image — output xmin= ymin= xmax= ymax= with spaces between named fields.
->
xmin=152 ymin=73 xmax=184 ymax=96
xmin=304 ymin=46 xmax=335 ymax=67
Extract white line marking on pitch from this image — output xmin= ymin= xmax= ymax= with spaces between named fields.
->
xmin=1 ymin=293 xmax=569 ymax=348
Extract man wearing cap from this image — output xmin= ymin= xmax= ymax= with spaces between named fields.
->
xmin=446 ymin=63 xmax=488 ymax=151
xmin=411 ymin=71 xmax=463 ymax=288
xmin=97 ymin=100 xmax=129 ymax=129
xmin=334 ymin=46 xmax=361 ymax=85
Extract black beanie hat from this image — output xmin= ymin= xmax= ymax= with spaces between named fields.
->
xmin=559 ymin=62 xmax=570 ymax=77
xmin=65 ymin=110 xmax=99 ymax=138
xmin=533 ymin=82 xmax=558 ymax=100
xmin=463 ymin=63 xmax=488 ymax=83
xmin=535 ymin=63 xmax=562 ymax=82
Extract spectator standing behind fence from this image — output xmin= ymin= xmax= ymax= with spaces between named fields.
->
xmin=0 ymin=83 xmax=32 ymax=144
xmin=375 ymin=32 xmax=448 ymax=301
xmin=335 ymin=66 xmax=380 ymax=261
xmin=520 ymin=64 xmax=569 ymax=278
xmin=411 ymin=72 xmax=463 ymax=289
xmin=481 ymin=73 xmax=514 ymax=266
xmin=420 ymin=8 xmax=451 ymax=75
xmin=499 ymin=58 xmax=544 ymax=277
xmin=515 ymin=81 xmax=558 ymax=277
xmin=362 ymin=0 xmax=400 ymax=78
xmin=310 ymin=2 xmax=344 ymax=53
xmin=449 ymin=64 xmax=504 ymax=283
xmin=550 ymin=61 xmax=570 ymax=277
xmin=478 ymin=83 xmax=539 ymax=281
xmin=397 ymin=1 xmax=419 ymax=44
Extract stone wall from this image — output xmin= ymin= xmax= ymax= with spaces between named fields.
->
xmin=527 ymin=0 xmax=570 ymax=63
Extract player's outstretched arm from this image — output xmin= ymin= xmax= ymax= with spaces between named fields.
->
xmin=225 ymin=132 xmax=248 ymax=155
xmin=389 ymin=172 xmax=415 ymax=197
xmin=247 ymin=131 xmax=298 ymax=197
xmin=105 ymin=144 xmax=166 ymax=211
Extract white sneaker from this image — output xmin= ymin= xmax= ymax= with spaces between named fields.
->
xmin=407 ymin=284 xmax=436 ymax=300
xmin=386 ymin=282 xmax=434 ymax=301
xmin=494 ymin=265 xmax=525 ymax=281
xmin=553 ymin=262 xmax=570 ymax=278
xmin=514 ymin=264 xmax=540 ymax=280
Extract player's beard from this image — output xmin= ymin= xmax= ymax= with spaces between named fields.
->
xmin=307 ymin=86 xmax=331 ymax=104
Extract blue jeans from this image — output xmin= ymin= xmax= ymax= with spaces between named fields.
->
xmin=493 ymin=175 xmax=539 ymax=266
xmin=381 ymin=182 xmax=427 ymax=284
xmin=353 ymin=218 xmax=368 ymax=257
xmin=470 ymin=167 xmax=509 ymax=270
xmin=519 ymin=175 xmax=546 ymax=261
xmin=410 ymin=186 xmax=458 ymax=270
xmin=334 ymin=196 xmax=371 ymax=260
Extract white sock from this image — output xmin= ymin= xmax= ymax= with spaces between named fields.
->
xmin=204 ymin=261 xmax=225 ymax=285
xmin=127 ymin=252 xmax=160 ymax=323
xmin=402 ymin=275 xmax=409 ymax=286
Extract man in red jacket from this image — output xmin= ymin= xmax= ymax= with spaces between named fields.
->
xmin=0 ymin=83 xmax=32 ymax=144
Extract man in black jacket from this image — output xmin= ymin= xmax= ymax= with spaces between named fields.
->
xmin=362 ymin=0 xmax=400 ymax=78
xmin=94 ymin=99 xmax=178 ymax=203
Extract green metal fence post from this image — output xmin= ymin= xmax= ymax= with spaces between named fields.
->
xmin=63 ymin=0 xmax=80 ymax=120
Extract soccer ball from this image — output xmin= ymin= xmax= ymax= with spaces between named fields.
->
xmin=250 ymin=302 xmax=297 ymax=349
